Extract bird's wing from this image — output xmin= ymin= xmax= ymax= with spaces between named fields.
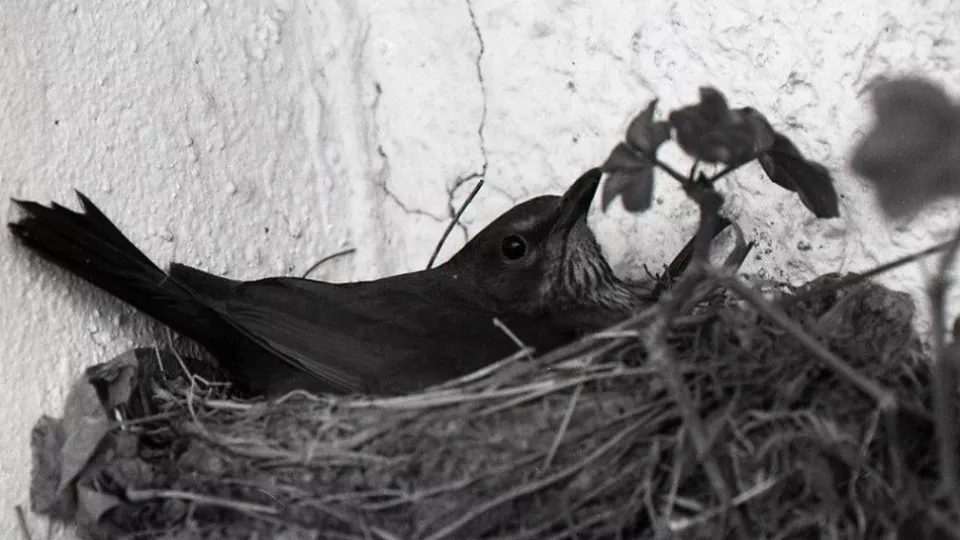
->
xmin=200 ymin=274 xmax=552 ymax=394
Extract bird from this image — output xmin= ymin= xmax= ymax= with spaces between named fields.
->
xmin=8 ymin=168 xmax=644 ymax=397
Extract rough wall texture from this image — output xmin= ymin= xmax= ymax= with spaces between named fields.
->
xmin=1 ymin=0 xmax=958 ymax=537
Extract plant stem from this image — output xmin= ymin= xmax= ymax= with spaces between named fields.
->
xmin=301 ymin=248 xmax=356 ymax=278
xmin=708 ymin=161 xmax=746 ymax=185
xmin=688 ymin=159 xmax=701 ymax=181
xmin=633 ymin=146 xmax=689 ymax=185
xmin=928 ymin=223 xmax=960 ymax=518
xmin=427 ymin=177 xmax=485 ymax=269
xmin=685 ymin=176 xmax=725 ymax=264
xmin=642 ymin=264 xmax=747 ymax=538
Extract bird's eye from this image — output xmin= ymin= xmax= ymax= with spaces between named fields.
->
xmin=500 ymin=235 xmax=527 ymax=261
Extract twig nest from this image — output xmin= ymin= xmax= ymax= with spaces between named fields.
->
xmin=29 ymin=274 xmax=951 ymax=539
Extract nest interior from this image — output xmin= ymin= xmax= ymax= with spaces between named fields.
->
xmin=27 ymin=273 xmax=955 ymax=539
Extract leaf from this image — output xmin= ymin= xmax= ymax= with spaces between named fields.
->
xmin=737 ymin=107 xmax=776 ymax=155
xmin=57 ymin=371 xmax=112 ymax=498
xmin=850 ymin=76 xmax=960 ymax=219
xmin=602 ymin=169 xmax=654 ymax=212
xmin=625 ymin=99 xmax=671 ymax=154
xmin=758 ymin=133 xmax=840 ymax=218
xmin=648 ymin=218 xmax=734 ymax=299
xmin=30 ymin=416 xmax=72 ymax=519
xmin=76 ymin=484 xmax=122 ymax=525
xmin=602 ymin=142 xmax=648 ymax=173
xmin=669 ymin=87 xmax=766 ymax=165
xmin=718 ymin=221 xmax=755 ymax=272
xmin=86 ymin=349 xmax=140 ymax=412
xmin=601 ymin=142 xmax=656 ymax=211
xmin=600 ymin=101 xmax=672 ymax=214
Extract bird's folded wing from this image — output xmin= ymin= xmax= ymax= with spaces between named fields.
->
xmin=210 ymin=275 xmax=529 ymax=394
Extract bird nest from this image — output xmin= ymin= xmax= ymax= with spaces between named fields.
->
xmin=28 ymin=273 xmax=950 ymax=539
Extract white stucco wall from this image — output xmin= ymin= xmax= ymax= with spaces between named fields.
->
xmin=2 ymin=1 xmax=958 ymax=537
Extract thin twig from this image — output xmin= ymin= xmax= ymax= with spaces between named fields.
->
xmin=302 ymin=247 xmax=356 ymax=278
xmin=433 ymin=348 xmax=532 ymax=389
xmin=688 ymin=158 xmax=701 ymax=180
xmin=928 ymin=223 xmax=960 ymax=517
xmin=492 ymin=317 xmax=532 ymax=357
xmin=541 ymin=383 xmax=584 ymax=471
xmin=668 ymin=476 xmax=780 ymax=532
xmin=126 ymin=488 xmax=279 ymax=516
xmin=427 ymin=177 xmax=484 ymax=269
xmin=707 ymin=161 xmax=745 ymax=185
xmin=15 ymin=506 xmax=31 ymax=540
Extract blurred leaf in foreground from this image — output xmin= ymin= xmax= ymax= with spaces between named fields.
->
xmin=850 ymin=76 xmax=960 ymax=219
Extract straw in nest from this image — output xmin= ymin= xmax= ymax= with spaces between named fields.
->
xmin=27 ymin=273 xmax=956 ymax=539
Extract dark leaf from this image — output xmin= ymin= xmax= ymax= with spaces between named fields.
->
xmin=57 ymin=372 xmax=111 ymax=497
xmin=602 ymin=169 xmax=654 ymax=212
xmin=84 ymin=347 xmax=172 ymax=421
xmin=700 ymin=87 xmax=729 ymax=119
xmin=669 ymin=87 xmax=765 ymax=165
xmin=30 ymin=416 xmax=72 ymax=519
xmin=850 ymin=76 xmax=960 ymax=219
xmin=601 ymin=142 xmax=656 ymax=212
xmin=648 ymin=218 xmax=734 ymax=299
xmin=601 ymin=142 xmax=648 ymax=173
xmin=86 ymin=350 xmax=140 ymax=412
xmin=737 ymin=107 xmax=776 ymax=154
xmin=76 ymin=484 xmax=121 ymax=525
xmin=625 ymin=100 xmax=671 ymax=154
xmin=758 ymin=133 xmax=840 ymax=218
xmin=716 ymin=221 xmax=755 ymax=272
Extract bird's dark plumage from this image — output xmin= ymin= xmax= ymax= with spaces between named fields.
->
xmin=9 ymin=169 xmax=642 ymax=396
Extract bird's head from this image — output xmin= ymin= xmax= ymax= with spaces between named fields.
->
xmin=444 ymin=168 xmax=640 ymax=332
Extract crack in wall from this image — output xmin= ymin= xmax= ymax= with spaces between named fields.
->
xmin=446 ymin=0 xmax=490 ymax=242
xmin=376 ymin=144 xmax=443 ymax=222
xmin=370 ymin=82 xmax=444 ymax=223
xmin=371 ymin=79 xmax=446 ymax=225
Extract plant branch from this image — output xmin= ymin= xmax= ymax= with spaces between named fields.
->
xmin=685 ymin=176 xmax=725 ymax=263
xmin=708 ymin=160 xmax=746 ymax=185
xmin=633 ymin=145 xmax=689 ymax=185
xmin=688 ymin=159 xmax=701 ymax=181
xmin=641 ymin=172 xmax=746 ymax=537
xmin=643 ymin=263 xmax=747 ymax=538
xmin=928 ymin=223 xmax=960 ymax=517
xmin=301 ymin=248 xmax=356 ymax=278
xmin=427 ymin=177 xmax=485 ymax=269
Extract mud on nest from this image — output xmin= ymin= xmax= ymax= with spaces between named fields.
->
xmin=28 ymin=273 xmax=953 ymax=539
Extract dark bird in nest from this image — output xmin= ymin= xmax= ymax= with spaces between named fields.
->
xmin=9 ymin=168 xmax=648 ymax=396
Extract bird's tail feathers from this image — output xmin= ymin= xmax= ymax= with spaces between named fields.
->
xmin=8 ymin=191 xmax=217 ymax=340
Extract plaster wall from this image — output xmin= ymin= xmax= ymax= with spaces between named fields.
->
xmin=1 ymin=1 xmax=958 ymax=537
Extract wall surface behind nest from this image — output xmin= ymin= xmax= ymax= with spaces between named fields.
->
xmin=2 ymin=1 xmax=958 ymax=537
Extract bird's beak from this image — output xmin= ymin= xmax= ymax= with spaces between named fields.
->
xmin=551 ymin=168 xmax=602 ymax=236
